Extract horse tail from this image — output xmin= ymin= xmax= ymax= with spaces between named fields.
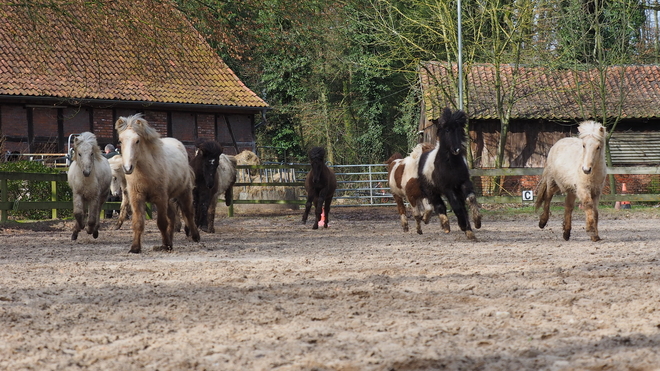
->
xmin=534 ymin=175 xmax=547 ymax=211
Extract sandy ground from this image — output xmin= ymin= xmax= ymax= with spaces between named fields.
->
xmin=2 ymin=206 xmax=660 ymax=371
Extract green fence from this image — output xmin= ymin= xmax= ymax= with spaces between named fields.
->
xmin=3 ymin=165 xmax=660 ymax=221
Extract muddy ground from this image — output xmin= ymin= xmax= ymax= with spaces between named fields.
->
xmin=2 ymin=206 xmax=660 ymax=370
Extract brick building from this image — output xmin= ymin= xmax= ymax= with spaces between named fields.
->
xmin=0 ymin=1 xmax=268 ymax=157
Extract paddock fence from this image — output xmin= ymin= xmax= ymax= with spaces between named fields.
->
xmin=3 ymin=165 xmax=660 ymax=221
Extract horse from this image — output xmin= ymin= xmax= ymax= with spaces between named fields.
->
xmin=189 ymin=139 xmax=237 ymax=233
xmin=302 ymin=147 xmax=337 ymax=229
xmin=418 ymin=107 xmax=482 ymax=240
xmin=66 ymin=132 xmax=112 ymax=240
xmin=107 ymin=155 xmax=131 ymax=230
xmin=535 ymin=120 xmax=607 ymax=242
xmin=386 ymin=143 xmax=435 ymax=234
xmin=115 ymin=113 xmax=200 ymax=253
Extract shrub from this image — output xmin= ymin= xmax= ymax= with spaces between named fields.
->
xmin=0 ymin=161 xmax=72 ymax=220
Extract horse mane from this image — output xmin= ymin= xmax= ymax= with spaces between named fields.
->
xmin=308 ymin=147 xmax=326 ymax=163
xmin=385 ymin=152 xmax=403 ymax=165
xmin=115 ymin=113 xmax=161 ymax=144
xmin=431 ymin=108 xmax=468 ymax=150
xmin=196 ymin=139 xmax=223 ymax=158
xmin=578 ymin=120 xmax=606 ymax=142
xmin=74 ymin=132 xmax=104 ymax=161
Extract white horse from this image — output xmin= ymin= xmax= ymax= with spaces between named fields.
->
xmin=107 ymin=155 xmax=131 ymax=230
xmin=67 ymin=132 xmax=112 ymax=240
xmin=536 ymin=120 xmax=607 ymax=241
xmin=116 ymin=113 xmax=200 ymax=253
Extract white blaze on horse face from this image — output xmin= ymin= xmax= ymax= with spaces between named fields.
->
xmin=119 ymin=129 xmax=140 ymax=174
xmin=581 ymin=135 xmax=602 ymax=175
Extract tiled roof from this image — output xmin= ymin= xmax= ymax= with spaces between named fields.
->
xmin=421 ymin=61 xmax=660 ymax=121
xmin=0 ymin=0 xmax=268 ymax=109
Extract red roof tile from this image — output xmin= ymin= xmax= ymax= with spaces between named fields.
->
xmin=0 ymin=0 xmax=268 ymax=109
xmin=421 ymin=62 xmax=660 ymax=120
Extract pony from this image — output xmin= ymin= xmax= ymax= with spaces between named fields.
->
xmin=107 ymin=155 xmax=131 ymax=230
xmin=189 ymin=139 xmax=237 ymax=233
xmin=418 ymin=107 xmax=482 ymax=240
xmin=66 ymin=132 xmax=112 ymax=240
xmin=302 ymin=147 xmax=337 ymax=229
xmin=535 ymin=120 xmax=607 ymax=241
xmin=115 ymin=113 xmax=200 ymax=253
xmin=386 ymin=143 xmax=435 ymax=234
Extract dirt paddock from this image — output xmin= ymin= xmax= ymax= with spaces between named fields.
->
xmin=2 ymin=206 xmax=660 ymax=370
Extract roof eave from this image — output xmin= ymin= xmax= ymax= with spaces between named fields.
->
xmin=0 ymin=95 xmax=271 ymax=113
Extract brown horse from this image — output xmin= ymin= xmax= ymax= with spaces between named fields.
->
xmin=115 ymin=113 xmax=200 ymax=253
xmin=386 ymin=143 xmax=437 ymax=234
xmin=302 ymin=147 xmax=337 ymax=229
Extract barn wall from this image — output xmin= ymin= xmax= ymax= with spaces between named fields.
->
xmin=0 ymin=103 xmax=258 ymax=158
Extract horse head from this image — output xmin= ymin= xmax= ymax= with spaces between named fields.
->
xmin=116 ymin=113 xmax=159 ymax=175
xmin=308 ymin=147 xmax=327 ymax=184
xmin=433 ymin=107 xmax=467 ymax=157
xmin=578 ymin=121 xmax=606 ymax=175
xmin=73 ymin=132 xmax=100 ymax=177
xmin=195 ymin=140 xmax=223 ymax=190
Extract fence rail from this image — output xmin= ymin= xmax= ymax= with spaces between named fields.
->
xmin=3 ymin=165 xmax=660 ymax=221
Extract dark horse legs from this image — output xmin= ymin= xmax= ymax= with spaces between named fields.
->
xmin=302 ymin=191 xmax=331 ymax=229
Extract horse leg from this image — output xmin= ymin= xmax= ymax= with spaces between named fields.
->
xmin=88 ymin=194 xmax=106 ymax=239
xmin=584 ymin=194 xmax=601 ymax=242
xmin=302 ymin=195 xmax=314 ymax=225
xmin=429 ymin=193 xmax=450 ymax=234
xmin=562 ymin=192 xmax=577 ymax=241
xmin=115 ymin=189 xmax=130 ymax=230
xmin=177 ymin=190 xmax=200 ymax=243
xmin=206 ymin=194 xmax=219 ymax=233
xmin=447 ymin=191 xmax=475 ymax=241
xmin=421 ymin=198 xmax=432 ymax=225
xmin=461 ymin=181 xmax=481 ymax=229
xmin=408 ymin=195 xmax=424 ymax=235
xmin=313 ymin=195 xmax=325 ymax=230
xmin=393 ymin=194 xmax=409 ymax=232
xmin=539 ymin=181 xmax=559 ymax=229
xmin=154 ymin=198 xmax=173 ymax=251
xmin=322 ymin=196 xmax=332 ymax=228
xmin=71 ymin=194 xmax=85 ymax=241
xmin=128 ymin=195 xmax=146 ymax=253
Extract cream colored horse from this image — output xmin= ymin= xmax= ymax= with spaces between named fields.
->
xmin=535 ymin=121 xmax=607 ymax=241
xmin=67 ymin=132 xmax=112 ymax=240
xmin=116 ymin=113 xmax=200 ymax=253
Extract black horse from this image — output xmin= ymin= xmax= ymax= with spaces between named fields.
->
xmin=302 ymin=147 xmax=337 ymax=229
xmin=189 ymin=139 xmax=223 ymax=233
xmin=418 ymin=107 xmax=482 ymax=240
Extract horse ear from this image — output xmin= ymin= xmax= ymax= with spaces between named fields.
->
xmin=115 ymin=117 xmax=126 ymax=131
xmin=135 ymin=117 xmax=148 ymax=128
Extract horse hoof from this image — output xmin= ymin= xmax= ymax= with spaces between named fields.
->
xmin=417 ymin=230 xmax=423 ymax=235
xmin=465 ymin=230 xmax=477 ymax=240
xmin=563 ymin=231 xmax=571 ymax=241
xmin=93 ymin=231 xmax=99 ymax=239
xmin=312 ymin=224 xmax=318 ymax=230
xmin=129 ymin=247 xmax=141 ymax=254
xmin=591 ymin=235 xmax=601 ymax=242
xmin=402 ymin=225 xmax=409 ymax=232
xmin=114 ymin=224 xmax=122 ymax=230
xmin=473 ymin=216 xmax=482 ymax=229
xmin=71 ymin=232 xmax=78 ymax=241
xmin=153 ymin=245 xmax=172 ymax=252
xmin=539 ymin=220 xmax=547 ymax=229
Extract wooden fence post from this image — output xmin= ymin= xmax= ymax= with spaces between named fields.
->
xmin=51 ymin=180 xmax=58 ymax=219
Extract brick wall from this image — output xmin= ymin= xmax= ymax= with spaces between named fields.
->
xmin=197 ymin=114 xmax=215 ymax=140
xmin=144 ymin=111 xmax=168 ymax=136
xmin=92 ymin=108 xmax=114 ymax=141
